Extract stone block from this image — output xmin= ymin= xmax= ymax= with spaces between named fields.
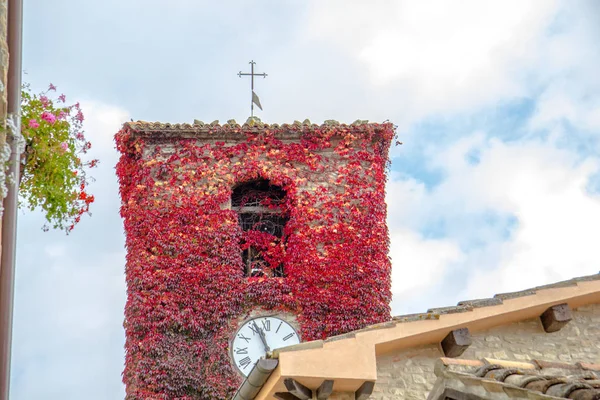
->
xmin=540 ymin=303 xmax=573 ymax=333
xmin=441 ymin=328 xmax=472 ymax=358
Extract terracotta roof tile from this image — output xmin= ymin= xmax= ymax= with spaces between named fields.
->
xmin=435 ymin=357 xmax=600 ymax=400
xmin=534 ymin=360 xmax=582 ymax=370
xmin=579 ymin=363 xmax=600 ymax=372
xmin=457 ymin=297 xmax=503 ymax=309
xmin=427 ymin=305 xmax=473 ymax=315
xmin=123 ymin=118 xmax=390 ymax=136
xmin=392 ymin=312 xmax=440 ymax=322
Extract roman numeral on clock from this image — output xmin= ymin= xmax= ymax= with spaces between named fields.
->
xmin=261 ymin=319 xmax=270 ymax=331
xmin=248 ymin=324 xmax=259 ymax=335
xmin=235 ymin=347 xmax=248 ymax=354
xmin=237 ymin=333 xmax=251 ymax=343
xmin=238 ymin=356 xmax=252 ymax=369
xmin=283 ymin=332 xmax=295 ymax=341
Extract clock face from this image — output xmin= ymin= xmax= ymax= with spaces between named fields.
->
xmin=231 ymin=316 xmax=300 ymax=376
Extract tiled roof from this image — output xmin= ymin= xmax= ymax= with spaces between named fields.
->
xmin=247 ymin=273 xmax=600 ymax=400
xmin=433 ymin=357 xmax=600 ymax=400
xmin=319 ymin=272 xmax=600 ymax=344
xmin=427 ymin=273 xmax=600 ymax=316
xmin=124 ymin=118 xmax=385 ymax=135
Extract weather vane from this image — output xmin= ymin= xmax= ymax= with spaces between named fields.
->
xmin=238 ymin=60 xmax=267 ymax=117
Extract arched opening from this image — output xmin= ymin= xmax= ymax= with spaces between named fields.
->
xmin=232 ymin=179 xmax=288 ymax=277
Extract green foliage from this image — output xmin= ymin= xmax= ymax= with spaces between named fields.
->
xmin=20 ymin=83 xmax=97 ymax=232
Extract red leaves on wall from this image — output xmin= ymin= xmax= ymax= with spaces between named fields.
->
xmin=116 ymin=123 xmax=395 ymax=399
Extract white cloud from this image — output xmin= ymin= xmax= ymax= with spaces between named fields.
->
xmin=530 ymin=76 xmax=600 ymax=134
xmin=386 ymin=174 xmax=464 ymax=314
xmin=388 ymin=228 xmax=463 ymax=314
xmin=385 ymin=173 xmax=430 ymax=231
xmin=306 ymin=0 xmax=600 ymax=134
xmin=527 ymin=3 xmax=600 ymax=134
xmin=455 ymin=138 xmax=600 ymax=297
xmin=386 ymin=134 xmax=600 ymax=309
xmin=308 ymin=1 xmax=556 ymax=114
xmin=80 ymin=100 xmax=131 ymax=156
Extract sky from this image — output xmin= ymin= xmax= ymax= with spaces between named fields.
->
xmin=9 ymin=0 xmax=600 ymax=398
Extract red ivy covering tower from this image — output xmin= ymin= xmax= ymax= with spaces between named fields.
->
xmin=115 ymin=119 xmax=395 ymax=399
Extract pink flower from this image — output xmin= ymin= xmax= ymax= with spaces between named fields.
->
xmin=40 ymin=95 xmax=50 ymax=108
xmin=60 ymin=142 xmax=68 ymax=151
xmin=75 ymin=132 xmax=84 ymax=140
xmin=28 ymin=119 xmax=40 ymax=129
xmin=57 ymin=110 xmax=68 ymax=120
xmin=48 ymin=83 xmax=57 ymax=91
xmin=58 ymin=94 xmax=66 ymax=102
xmin=41 ymin=111 xmax=56 ymax=124
xmin=75 ymin=110 xmax=84 ymax=122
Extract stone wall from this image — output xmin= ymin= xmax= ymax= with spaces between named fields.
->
xmin=144 ymin=140 xmax=344 ymax=200
xmin=372 ymin=303 xmax=600 ymax=400
xmin=117 ymin=123 xmax=394 ymax=398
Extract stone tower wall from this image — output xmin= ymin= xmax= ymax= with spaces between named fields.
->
xmin=116 ymin=122 xmax=395 ymax=399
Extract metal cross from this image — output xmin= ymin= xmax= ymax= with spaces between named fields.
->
xmin=238 ymin=60 xmax=267 ymax=117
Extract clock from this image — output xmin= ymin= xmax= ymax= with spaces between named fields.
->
xmin=231 ymin=316 xmax=300 ymax=376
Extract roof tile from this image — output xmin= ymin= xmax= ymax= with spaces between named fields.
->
xmin=124 ymin=119 xmax=387 ymax=134
xmin=457 ymin=298 xmax=503 ymax=308
xmin=578 ymin=362 xmax=600 ymax=372
xmin=436 ymin=357 xmax=600 ymax=400
xmin=388 ymin=273 xmax=600 ymax=331
xmin=427 ymin=305 xmax=473 ymax=315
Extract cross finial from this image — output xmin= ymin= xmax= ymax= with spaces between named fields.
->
xmin=238 ymin=60 xmax=268 ymax=117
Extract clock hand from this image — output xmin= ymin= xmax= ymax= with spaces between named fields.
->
xmin=253 ymin=321 xmax=271 ymax=352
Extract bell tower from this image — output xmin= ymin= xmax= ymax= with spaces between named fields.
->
xmin=115 ymin=119 xmax=394 ymax=399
